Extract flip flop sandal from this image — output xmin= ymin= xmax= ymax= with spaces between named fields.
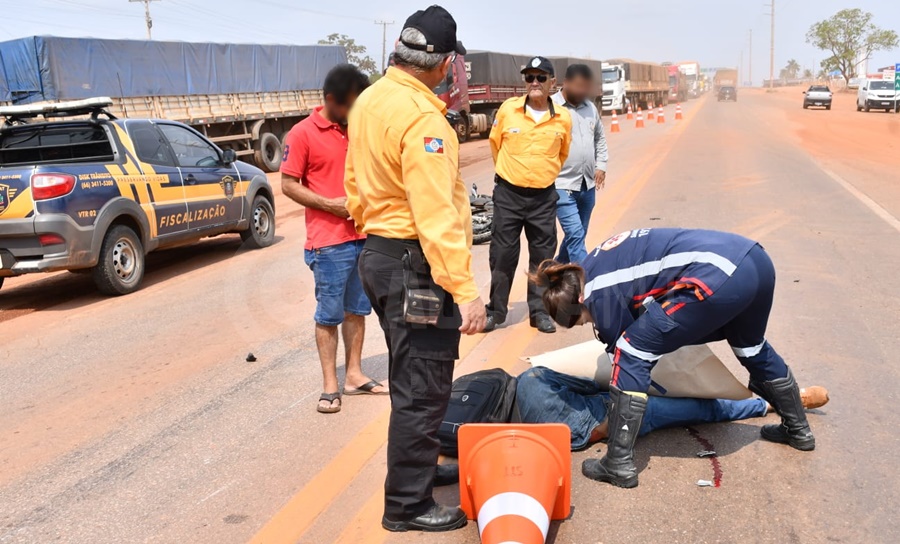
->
xmin=317 ymin=392 xmax=342 ymax=414
xmin=343 ymin=380 xmax=389 ymax=396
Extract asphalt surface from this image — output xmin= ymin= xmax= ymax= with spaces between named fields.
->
xmin=2 ymin=89 xmax=899 ymax=543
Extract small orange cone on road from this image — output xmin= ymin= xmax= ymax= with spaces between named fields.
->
xmin=657 ymin=104 xmax=665 ymax=124
xmin=610 ymin=110 xmax=621 ymax=133
xmin=626 ymin=102 xmax=633 ymax=120
xmin=675 ymin=103 xmax=683 ymax=120
xmin=460 ymin=424 xmax=571 ymax=544
xmin=635 ymin=107 xmax=645 ymax=128
xmin=647 ymin=102 xmax=655 ymax=120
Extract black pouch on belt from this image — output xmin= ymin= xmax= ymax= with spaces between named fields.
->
xmin=401 ymin=248 xmax=444 ymax=325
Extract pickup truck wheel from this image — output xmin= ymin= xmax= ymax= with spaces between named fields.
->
xmin=241 ymin=194 xmax=276 ymax=249
xmin=254 ymin=132 xmax=282 ymax=173
xmin=92 ymin=225 xmax=145 ymax=296
xmin=0 ymin=277 xmax=4 ymax=292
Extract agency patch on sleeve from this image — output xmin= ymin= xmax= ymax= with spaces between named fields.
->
xmin=424 ymin=137 xmax=444 ymax=154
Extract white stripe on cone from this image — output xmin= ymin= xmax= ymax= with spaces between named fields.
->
xmin=477 ymin=492 xmax=550 ymax=542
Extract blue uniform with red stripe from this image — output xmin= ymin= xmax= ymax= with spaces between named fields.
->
xmin=582 ymin=228 xmax=789 ymax=393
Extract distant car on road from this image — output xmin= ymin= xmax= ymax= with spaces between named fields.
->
xmin=0 ymin=98 xmax=276 ymax=295
xmin=717 ymin=86 xmax=737 ymax=102
xmin=803 ymin=85 xmax=832 ymax=110
xmin=857 ymin=80 xmax=900 ymax=113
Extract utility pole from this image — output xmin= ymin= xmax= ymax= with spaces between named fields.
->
xmin=767 ymin=0 xmax=775 ymax=89
xmin=375 ymin=20 xmax=394 ymax=74
xmin=740 ymin=50 xmax=744 ymax=87
xmin=749 ymin=29 xmax=753 ymax=87
xmin=130 ymin=0 xmax=159 ymax=40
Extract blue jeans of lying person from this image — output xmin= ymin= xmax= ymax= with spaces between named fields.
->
xmin=516 ymin=367 xmax=768 ymax=451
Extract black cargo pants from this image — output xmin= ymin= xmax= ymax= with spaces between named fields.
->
xmin=487 ymin=175 xmax=559 ymax=322
xmin=359 ymin=236 xmax=461 ymax=521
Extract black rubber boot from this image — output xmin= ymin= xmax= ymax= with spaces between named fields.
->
xmin=582 ymin=386 xmax=647 ymax=488
xmin=749 ymin=368 xmax=816 ymax=451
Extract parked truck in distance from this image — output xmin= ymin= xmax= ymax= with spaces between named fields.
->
xmin=677 ymin=61 xmax=702 ymax=97
xmin=714 ymin=68 xmax=739 ymax=90
xmin=0 ymin=36 xmax=346 ymax=173
xmin=666 ymin=65 xmax=688 ymax=103
xmin=600 ymin=59 xmax=669 ymax=114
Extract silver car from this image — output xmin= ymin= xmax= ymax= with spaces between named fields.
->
xmin=803 ymin=85 xmax=832 ymax=110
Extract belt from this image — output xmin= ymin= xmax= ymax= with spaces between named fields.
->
xmin=494 ymin=174 xmax=555 ymax=196
xmin=364 ymin=234 xmax=422 ymax=260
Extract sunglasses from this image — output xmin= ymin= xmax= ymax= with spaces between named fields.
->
xmin=524 ymin=74 xmax=549 ymax=83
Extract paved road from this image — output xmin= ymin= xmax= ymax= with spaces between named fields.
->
xmin=1 ymin=89 xmax=899 ymax=543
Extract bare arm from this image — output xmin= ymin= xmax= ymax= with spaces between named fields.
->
xmin=281 ymin=173 xmax=349 ymax=219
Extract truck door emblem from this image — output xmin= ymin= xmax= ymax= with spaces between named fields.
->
xmin=219 ymin=176 xmax=235 ymax=202
xmin=0 ymin=184 xmax=18 ymax=215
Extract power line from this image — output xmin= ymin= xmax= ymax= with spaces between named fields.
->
xmin=129 ymin=0 xmax=160 ymax=40
xmin=767 ymin=0 xmax=775 ymax=88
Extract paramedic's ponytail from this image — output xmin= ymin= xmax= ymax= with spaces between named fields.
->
xmin=528 ymin=260 xmax=586 ymax=329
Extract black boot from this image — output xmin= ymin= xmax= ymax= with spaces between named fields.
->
xmin=582 ymin=386 xmax=647 ymax=488
xmin=749 ymin=368 xmax=816 ymax=451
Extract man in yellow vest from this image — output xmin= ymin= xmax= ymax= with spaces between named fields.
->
xmin=485 ymin=56 xmax=572 ymax=334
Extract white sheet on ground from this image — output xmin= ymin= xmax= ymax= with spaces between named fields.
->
xmin=524 ymin=341 xmax=751 ymax=400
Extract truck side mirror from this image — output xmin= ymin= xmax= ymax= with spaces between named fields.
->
xmin=222 ymin=148 xmax=237 ymax=166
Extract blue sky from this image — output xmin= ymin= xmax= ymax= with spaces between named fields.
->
xmin=5 ymin=0 xmax=899 ymax=84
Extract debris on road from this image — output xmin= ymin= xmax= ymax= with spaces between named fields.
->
xmin=697 ymin=480 xmax=714 ymax=487
xmin=246 ymin=353 xmax=257 ymax=362
xmin=697 ymin=450 xmax=717 ymax=458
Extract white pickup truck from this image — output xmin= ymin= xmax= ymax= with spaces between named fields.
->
xmin=802 ymin=85 xmax=832 ymax=110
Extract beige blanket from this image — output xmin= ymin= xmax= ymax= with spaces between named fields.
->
xmin=525 ymin=341 xmax=752 ymax=400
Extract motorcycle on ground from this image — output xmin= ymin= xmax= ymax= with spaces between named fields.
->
xmin=470 ymin=184 xmax=493 ymax=245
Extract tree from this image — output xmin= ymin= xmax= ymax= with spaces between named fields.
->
xmin=806 ymin=9 xmax=899 ymax=82
xmin=784 ymin=59 xmax=801 ymax=79
xmin=318 ymin=33 xmax=378 ymax=75
xmin=802 ymin=68 xmax=814 ymax=80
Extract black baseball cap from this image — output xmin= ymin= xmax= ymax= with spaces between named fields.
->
xmin=401 ymin=5 xmax=467 ymax=55
xmin=521 ymin=56 xmax=555 ymax=76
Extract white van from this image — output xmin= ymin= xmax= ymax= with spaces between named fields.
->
xmin=857 ymin=79 xmax=900 ymax=113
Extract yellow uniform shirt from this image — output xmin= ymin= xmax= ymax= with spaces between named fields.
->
xmin=344 ymin=67 xmax=478 ymax=305
xmin=490 ymin=95 xmax=572 ymax=189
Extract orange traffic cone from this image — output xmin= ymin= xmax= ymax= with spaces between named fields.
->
xmin=610 ymin=110 xmax=621 ymax=133
xmin=675 ymin=103 xmax=683 ymax=120
xmin=635 ymin=107 xmax=645 ymax=128
xmin=647 ymin=102 xmax=655 ymax=120
xmin=460 ymin=424 xmax=571 ymax=544
xmin=657 ymin=104 xmax=665 ymax=124
xmin=626 ymin=102 xmax=633 ymax=120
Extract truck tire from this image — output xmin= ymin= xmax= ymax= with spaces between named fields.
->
xmin=864 ymin=102 xmax=870 ymax=112
xmin=455 ymin=113 xmax=470 ymax=143
xmin=241 ymin=194 xmax=276 ymax=249
xmin=254 ymin=132 xmax=282 ymax=173
xmin=0 ymin=277 xmax=4 ymax=292
xmin=92 ymin=225 xmax=145 ymax=296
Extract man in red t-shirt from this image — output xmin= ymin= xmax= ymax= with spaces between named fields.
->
xmin=282 ymin=64 xmax=386 ymax=414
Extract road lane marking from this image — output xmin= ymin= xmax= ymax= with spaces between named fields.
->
xmin=819 ymin=165 xmax=900 ymax=234
xmin=247 ymin=333 xmax=485 ymax=544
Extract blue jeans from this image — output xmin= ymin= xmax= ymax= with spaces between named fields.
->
xmin=304 ymin=240 xmax=372 ymax=326
xmin=516 ymin=367 xmax=768 ymax=450
xmin=555 ymin=179 xmax=596 ymax=264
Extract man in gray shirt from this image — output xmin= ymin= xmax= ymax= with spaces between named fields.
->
xmin=551 ymin=64 xmax=608 ymax=264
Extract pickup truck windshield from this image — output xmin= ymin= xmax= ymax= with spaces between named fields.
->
xmin=869 ymin=81 xmax=894 ymax=90
xmin=0 ymin=124 xmax=114 ymax=167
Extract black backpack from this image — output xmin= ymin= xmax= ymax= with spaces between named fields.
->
xmin=438 ymin=368 xmax=518 ymax=457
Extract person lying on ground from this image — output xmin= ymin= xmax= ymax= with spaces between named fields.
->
xmin=528 ymin=227 xmax=819 ymax=489
xmin=516 ymin=366 xmax=829 ymax=451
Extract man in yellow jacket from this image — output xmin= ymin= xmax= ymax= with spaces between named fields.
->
xmin=344 ymin=5 xmax=484 ymax=534
xmin=485 ymin=55 xmax=572 ymax=334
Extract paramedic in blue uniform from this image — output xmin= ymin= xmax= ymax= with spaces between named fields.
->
xmin=528 ymin=227 xmax=817 ymax=489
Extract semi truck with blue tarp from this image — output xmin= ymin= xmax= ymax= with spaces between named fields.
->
xmin=0 ymin=36 xmax=347 ymax=172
